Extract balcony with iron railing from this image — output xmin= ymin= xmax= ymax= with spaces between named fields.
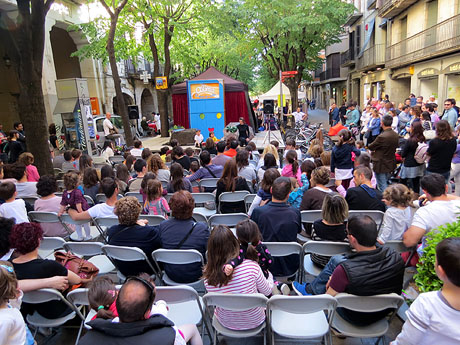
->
xmin=341 ymin=50 xmax=355 ymax=67
xmin=319 ymin=71 xmax=326 ymax=81
xmin=379 ymin=0 xmax=419 ymax=18
xmin=386 ymin=14 xmax=460 ymax=68
xmin=356 ymin=44 xmax=385 ymax=70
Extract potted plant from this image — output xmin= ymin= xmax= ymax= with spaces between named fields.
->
xmin=414 ymin=219 xmax=460 ymax=293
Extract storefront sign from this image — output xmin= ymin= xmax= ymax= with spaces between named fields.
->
xmin=418 ymin=68 xmax=439 ymax=78
xmin=190 ymin=83 xmax=220 ymax=99
xmin=155 ymin=77 xmax=168 ymax=89
xmin=442 ymin=63 xmax=460 ymax=74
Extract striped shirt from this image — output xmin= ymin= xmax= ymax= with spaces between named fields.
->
xmin=204 ymin=260 xmax=273 ymax=330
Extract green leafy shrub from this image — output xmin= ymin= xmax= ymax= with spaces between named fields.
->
xmin=414 ymin=220 xmax=460 ymax=292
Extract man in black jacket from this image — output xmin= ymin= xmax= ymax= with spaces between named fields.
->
xmin=293 ymin=215 xmax=404 ymax=326
xmin=80 ymin=277 xmax=176 ymax=345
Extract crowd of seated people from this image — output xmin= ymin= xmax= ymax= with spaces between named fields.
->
xmin=1 ymin=116 xmax=460 ymax=344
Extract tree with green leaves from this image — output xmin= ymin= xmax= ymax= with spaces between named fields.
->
xmin=98 ymin=0 xmax=134 ymax=147
xmin=221 ymin=0 xmax=354 ymax=107
xmin=0 ymin=0 xmax=55 ymax=175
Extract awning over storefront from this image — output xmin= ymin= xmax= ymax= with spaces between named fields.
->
xmin=53 ymin=98 xmax=78 ymax=114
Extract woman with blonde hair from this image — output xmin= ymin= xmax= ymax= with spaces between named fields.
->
xmin=147 ymin=154 xmax=170 ymax=182
xmin=256 ymin=144 xmax=279 ymax=169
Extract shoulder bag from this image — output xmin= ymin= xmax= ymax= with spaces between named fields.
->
xmin=175 ymin=222 xmax=197 ymax=249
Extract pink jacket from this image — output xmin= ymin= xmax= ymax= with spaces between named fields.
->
xmin=26 ymin=165 xmax=40 ymax=182
xmin=281 ymin=164 xmax=302 ymax=186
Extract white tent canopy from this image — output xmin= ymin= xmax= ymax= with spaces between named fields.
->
xmin=256 ymin=81 xmax=305 ymax=101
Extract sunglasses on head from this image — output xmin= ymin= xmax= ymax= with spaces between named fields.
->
xmin=125 ymin=276 xmax=155 ymax=315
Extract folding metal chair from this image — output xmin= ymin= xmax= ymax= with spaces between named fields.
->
xmin=102 ymin=245 xmax=158 ymax=282
xmin=165 ymin=193 xmax=174 ymax=202
xmin=384 ymin=240 xmax=417 ymax=267
xmin=302 ymin=241 xmax=351 ymax=279
xmin=208 ymin=213 xmax=249 ymax=235
xmin=331 ymin=293 xmax=404 ymax=344
xmin=138 ymin=214 xmax=166 ymax=226
xmin=348 ymin=210 xmax=385 ymax=229
xmin=203 ymin=292 xmax=269 ymax=345
xmin=28 ymin=211 xmax=72 ymax=238
xmin=83 ymin=195 xmax=95 ymax=207
xmin=299 ymin=210 xmax=323 ymax=242
xmin=263 ymin=242 xmax=303 ymax=281
xmin=155 ymin=285 xmax=211 ymax=343
xmin=125 ymin=191 xmax=143 ymax=203
xmin=22 ymin=289 xmax=84 ymax=340
xmin=244 ymin=194 xmax=256 ymax=213
xmin=267 ymin=295 xmax=337 ymax=345
xmin=151 ymin=249 xmax=204 ymax=289
xmin=37 ymin=236 xmax=66 ymax=259
xmin=192 ymin=212 xmax=209 ymax=225
xmin=63 ymin=242 xmax=115 ymax=274
xmin=58 ymin=214 xmax=102 ymax=242
xmin=192 ymin=192 xmax=217 ymax=217
xmin=198 ymin=178 xmax=219 ymax=192
xmin=95 ymin=193 xmax=123 ymax=203
xmin=21 ymin=196 xmax=38 ymax=207
xmin=93 ymin=216 xmax=118 ymax=242
xmin=218 ymin=191 xmax=250 ymax=214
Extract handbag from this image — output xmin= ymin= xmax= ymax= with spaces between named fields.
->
xmin=54 ymin=251 xmax=99 ymax=284
xmin=423 ymin=129 xmax=436 ymax=140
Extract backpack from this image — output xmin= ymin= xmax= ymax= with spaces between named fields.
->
xmin=414 ymin=142 xmax=429 ymax=164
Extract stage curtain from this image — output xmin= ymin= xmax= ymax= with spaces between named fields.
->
xmin=172 ymin=94 xmax=189 ymax=128
xmin=225 ymin=91 xmax=250 ymax=125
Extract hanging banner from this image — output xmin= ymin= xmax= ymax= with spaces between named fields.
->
xmin=358 ymin=17 xmax=375 ymax=57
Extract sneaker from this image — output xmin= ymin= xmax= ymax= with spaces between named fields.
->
xmin=280 ymin=284 xmax=291 ymax=296
xmin=292 ymin=281 xmax=312 ymax=296
xmin=84 ymin=236 xmax=92 ymax=241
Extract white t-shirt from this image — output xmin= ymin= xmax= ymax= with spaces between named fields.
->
xmin=194 ymin=134 xmax=204 ymax=144
xmin=283 ymin=149 xmax=302 ymax=161
xmin=378 ymin=206 xmax=413 ymax=243
xmin=292 ymin=111 xmax=305 ymax=123
xmin=15 ymin=182 xmax=37 ymax=198
xmin=103 ymin=118 xmax=114 ymax=136
xmin=0 ymin=199 xmax=29 ymax=224
xmin=130 ymin=148 xmax=143 ymax=157
xmin=0 ymin=306 xmax=26 ymax=345
xmin=411 ymin=199 xmax=460 ymax=253
xmin=87 ymin=202 xmax=115 ymax=218
xmin=393 ymin=291 xmax=460 ymax=345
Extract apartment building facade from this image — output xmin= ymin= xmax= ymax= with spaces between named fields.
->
xmin=339 ymin=0 xmax=460 ymax=108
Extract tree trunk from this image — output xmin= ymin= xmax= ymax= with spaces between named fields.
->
xmin=286 ymin=81 xmax=299 ymax=112
xmin=12 ymin=0 xmax=54 ymax=175
xmin=107 ymin=16 xmax=134 ymax=147
xmin=17 ymin=64 xmax=54 ymax=175
xmin=157 ymin=90 xmax=169 ymax=137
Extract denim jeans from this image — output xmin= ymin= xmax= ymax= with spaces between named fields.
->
xmin=375 ymin=172 xmax=390 ymax=192
xmin=307 ymin=254 xmax=347 ymax=295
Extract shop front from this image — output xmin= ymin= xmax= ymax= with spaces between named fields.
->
xmin=418 ymin=68 xmax=439 ymax=100
xmin=443 ymin=62 xmax=460 ymax=101
xmin=361 ymin=70 xmax=387 ymax=104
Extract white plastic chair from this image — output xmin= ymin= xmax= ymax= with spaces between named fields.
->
xmin=348 ymin=210 xmax=385 ymax=229
xmin=155 ymin=285 xmax=211 ymax=342
xmin=59 ymin=214 xmax=102 ymax=241
xmin=192 ymin=192 xmax=217 ymax=217
xmin=267 ymin=295 xmax=337 ymax=345
xmin=331 ymin=293 xmax=404 ymax=344
xmin=63 ymin=242 xmax=115 ymax=274
xmin=151 ymin=249 xmax=204 ymax=289
xmin=38 ymin=236 xmax=66 ymax=259
xmin=203 ymin=292 xmax=269 ymax=345
xmin=218 ymin=191 xmax=250 ymax=213
xmin=138 ymin=214 xmax=166 ymax=226
xmin=22 ymin=289 xmax=84 ymax=339
xmin=302 ymin=241 xmax=351 ymax=279
xmin=101 ymin=245 xmax=157 ymax=282
xmin=125 ymin=191 xmax=143 ymax=203
xmin=244 ymin=193 xmax=256 ymax=213
xmin=263 ymin=242 xmax=303 ymax=280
